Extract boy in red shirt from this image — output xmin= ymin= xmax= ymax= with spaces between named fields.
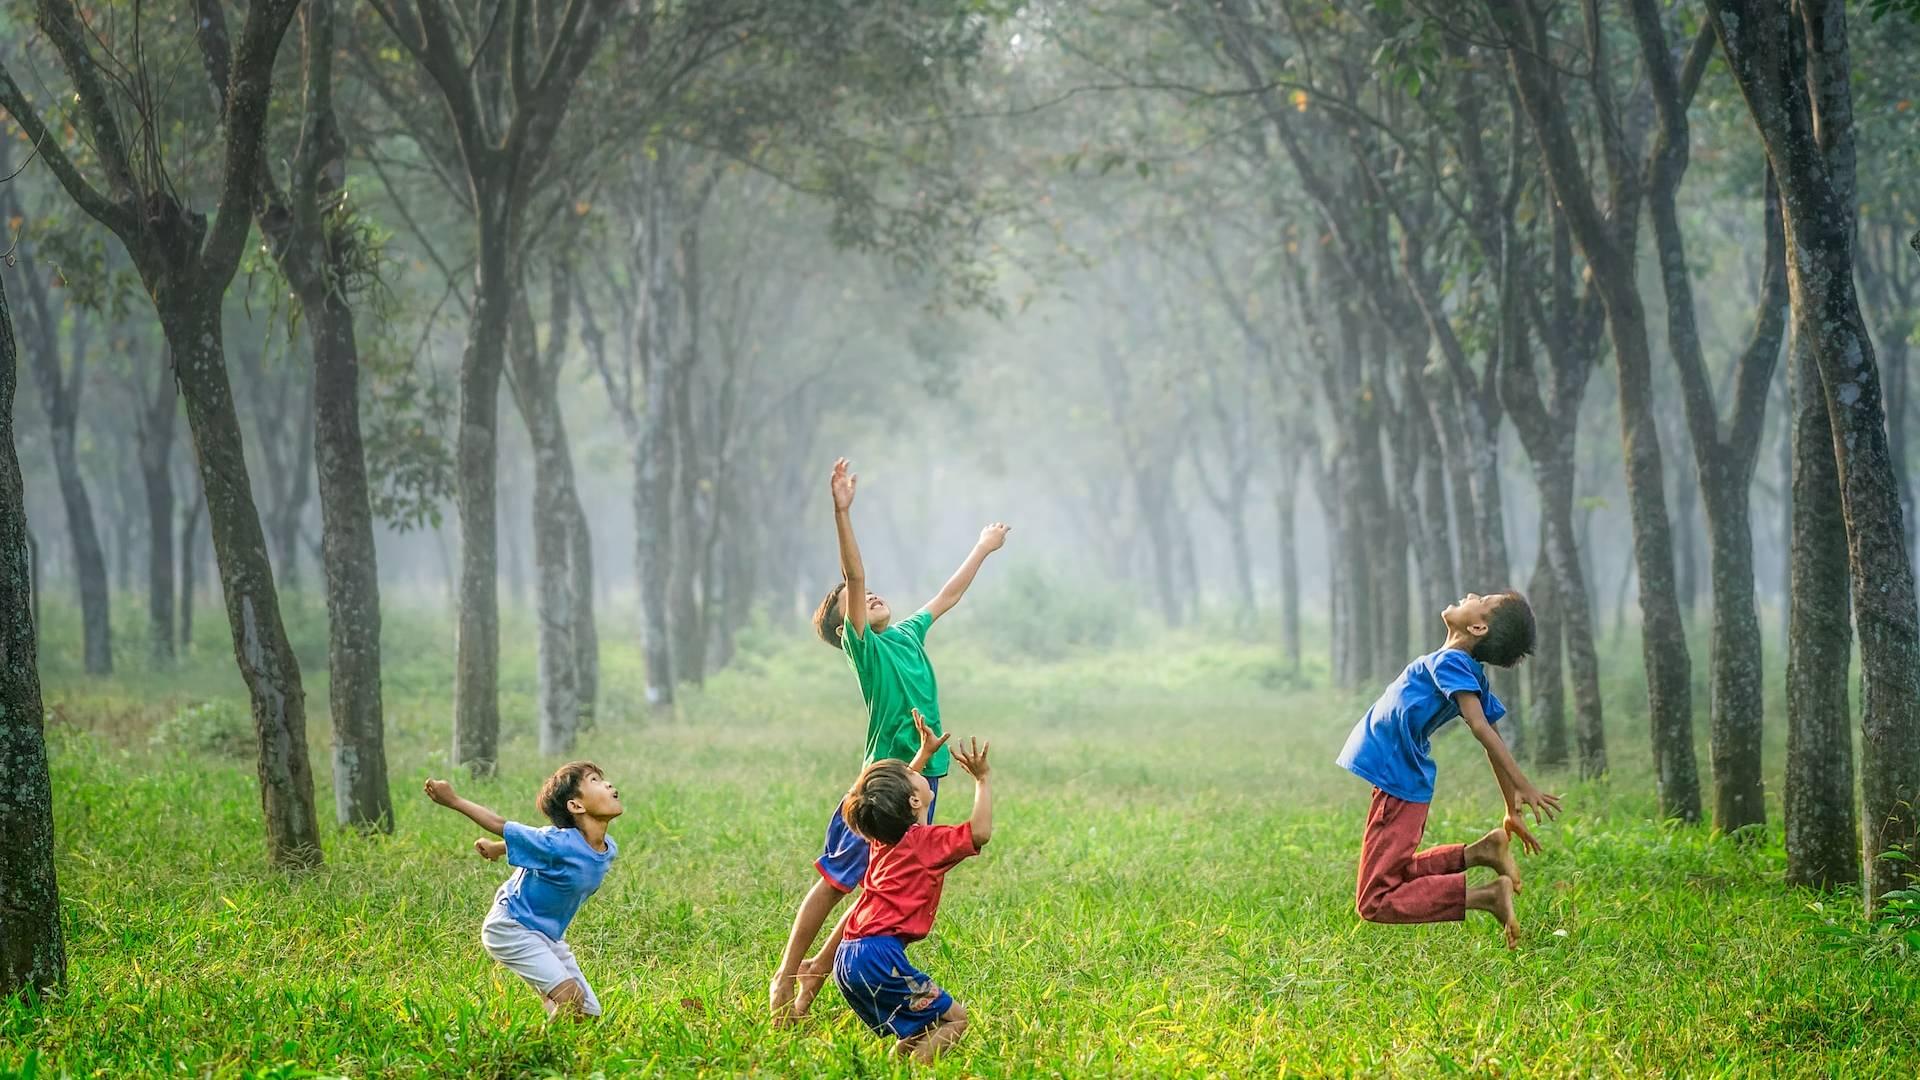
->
xmin=817 ymin=718 xmax=993 ymax=1063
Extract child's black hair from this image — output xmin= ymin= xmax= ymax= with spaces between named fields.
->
xmin=842 ymin=760 xmax=920 ymax=845
xmin=813 ymin=582 xmax=847 ymax=650
xmin=1473 ymin=592 xmax=1537 ymax=668
xmin=537 ymin=761 xmax=604 ymax=830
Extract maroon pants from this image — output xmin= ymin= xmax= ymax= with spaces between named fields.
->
xmin=1355 ymin=789 xmax=1466 ymax=923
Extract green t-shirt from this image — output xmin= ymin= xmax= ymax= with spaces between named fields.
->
xmin=842 ymin=608 xmax=948 ymax=776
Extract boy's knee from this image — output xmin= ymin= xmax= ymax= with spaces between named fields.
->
xmin=1356 ymin=895 xmax=1387 ymax=923
xmin=942 ymin=1000 xmax=969 ymax=1027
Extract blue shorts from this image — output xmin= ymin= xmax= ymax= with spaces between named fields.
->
xmin=815 ymin=776 xmax=940 ymax=892
xmin=833 ymin=934 xmax=954 ymax=1040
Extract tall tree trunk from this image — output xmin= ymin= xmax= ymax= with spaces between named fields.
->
xmin=1784 ymin=334 xmax=1858 ymax=887
xmin=1527 ymin=519 xmax=1569 ymax=768
xmin=233 ymin=0 xmax=392 ymax=830
xmin=0 ymin=270 xmax=65 ymax=997
xmin=1492 ymin=0 xmax=1700 ymax=821
xmin=670 ymin=361 xmax=705 ymax=686
xmin=163 ymin=293 xmax=322 ymax=867
xmin=310 ymin=290 xmax=390 ymax=830
xmin=1276 ymin=457 xmax=1301 ymax=671
xmin=569 ymin=495 xmax=599 ymax=730
xmin=179 ymin=485 xmax=205 ymax=652
xmin=635 ymin=172 xmax=679 ymax=709
xmin=8 ymin=240 xmax=114 ymax=674
xmin=1543 ymin=464 xmax=1605 ymax=775
xmin=138 ymin=365 xmax=177 ymax=667
xmin=1711 ymin=0 xmax=1920 ymax=907
xmin=452 ymin=197 xmax=510 ymax=773
xmin=49 ymin=412 xmax=113 ymax=674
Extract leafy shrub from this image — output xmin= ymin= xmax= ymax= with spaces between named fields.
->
xmin=150 ymin=699 xmax=253 ymax=759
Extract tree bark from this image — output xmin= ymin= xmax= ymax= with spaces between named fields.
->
xmin=507 ymin=273 xmax=587 ymax=754
xmin=165 ymin=295 xmax=322 ymax=866
xmin=1628 ymin=0 xmax=1787 ymax=833
xmin=179 ymin=485 xmax=205 ymax=652
xmin=137 ymin=364 xmax=177 ymax=666
xmin=1276 ymin=454 xmax=1301 ymax=671
xmin=1711 ymin=0 xmax=1920 ymax=907
xmin=569 ymin=494 xmax=599 ymax=729
xmin=1527 ymin=518 xmax=1569 ymax=768
xmin=6 ymin=240 xmax=112 ymax=674
xmin=634 ymin=166 xmax=680 ymax=709
xmin=0 ymin=268 xmax=65 ymax=998
xmin=1784 ymin=332 xmax=1858 ymax=887
xmin=1489 ymin=0 xmax=1700 ymax=821
xmin=452 ymin=198 xmax=510 ymax=771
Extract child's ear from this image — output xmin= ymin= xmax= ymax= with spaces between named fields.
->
xmin=1468 ymin=620 xmax=1491 ymax=639
xmin=567 ymin=796 xmax=587 ymax=818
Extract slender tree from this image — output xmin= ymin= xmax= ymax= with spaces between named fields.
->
xmin=1709 ymin=0 xmax=1920 ymax=907
xmin=1485 ymin=0 xmax=1701 ymax=821
xmin=0 ymin=256 xmax=64 ymax=998
xmin=365 ymin=0 xmax=621 ymax=771
xmin=0 ymin=0 xmax=322 ymax=866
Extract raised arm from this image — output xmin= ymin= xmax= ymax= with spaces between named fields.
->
xmin=1458 ymin=693 xmax=1561 ymax=843
xmin=908 ymin=708 xmax=951 ymax=775
xmin=424 ymin=779 xmax=507 ymax=837
xmin=831 ymin=458 xmax=869 ymax=638
xmin=951 ymin=738 xmax=993 ymax=847
xmin=924 ymin=523 xmax=1010 ymax=622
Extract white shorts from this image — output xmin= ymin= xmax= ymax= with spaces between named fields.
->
xmin=480 ymin=907 xmax=602 ymax=1016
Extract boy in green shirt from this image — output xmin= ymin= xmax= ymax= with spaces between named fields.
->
xmin=769 ymin=457 xmax=1009 ymax=1022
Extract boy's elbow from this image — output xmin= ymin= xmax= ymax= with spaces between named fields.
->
xmin=972 ymin=830 xmax=992 ymax=849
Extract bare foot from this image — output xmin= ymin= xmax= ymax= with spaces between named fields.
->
xmin=1476 ymin=826 xmax=1522 ymax=893
xmin=769 ymin=974 xmax=797 ymax=1026
xmin=1488 ymin=875 xmax=1519 ymax=949
xmin=790 ymin=967 xmax=829 ymax=1018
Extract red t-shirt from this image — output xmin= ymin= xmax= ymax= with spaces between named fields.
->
xmin=844 ymin=822 xmax=980 ymax=943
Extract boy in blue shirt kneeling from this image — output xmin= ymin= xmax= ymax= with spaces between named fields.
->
xmin=425 ymin=762 xmax=622 ymax=1018
xmin=1336 ymin=592 xmax=1561 ymax=948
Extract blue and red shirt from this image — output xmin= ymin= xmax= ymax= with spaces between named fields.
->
xmin=844 ymin=822 xmax=979 ymax=943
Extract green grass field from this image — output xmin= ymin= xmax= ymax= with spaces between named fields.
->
xmin=4 ymin=595 xmax=1918 ymax=1078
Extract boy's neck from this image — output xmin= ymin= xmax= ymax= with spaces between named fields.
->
xmin=577 ymin=816 xmax=611 ymax=852
xmin=1441 ymin=629 xmax=1478 ymax=656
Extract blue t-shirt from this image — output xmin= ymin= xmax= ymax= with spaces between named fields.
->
xmin=493 ymin=821 xmax=617 ymax=940
xmin=1336 ymin=648 xmax=1506 ymax=803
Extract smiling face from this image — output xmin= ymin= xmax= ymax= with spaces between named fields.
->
xmin=1442 ymin=592 xmax=1506 ymax=637
xmin=568 ymin=771 xmax=624 ymax=823
xmin=863 ymin=591 xmax=894 ymax=632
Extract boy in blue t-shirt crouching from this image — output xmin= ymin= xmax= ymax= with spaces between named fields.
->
xmin=1336 ymin=591 xmax=1561 ymax=948
xmin=425 ymin=762 xmax=622 ymax=1018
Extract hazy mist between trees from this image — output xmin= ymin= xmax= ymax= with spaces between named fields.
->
xmin=2 ymin=1 xmax=1920 ymax=1071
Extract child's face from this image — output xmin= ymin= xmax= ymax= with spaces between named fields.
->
xmin=862 ymin=591 xmax=893 ymax=631
xmin=907 ymin=770 xmax=933 ymax=824
xmin=1442 ymin=592 xmax=1503 ymax=637
xmin=569 ymin=772 xmax=624 ymax=822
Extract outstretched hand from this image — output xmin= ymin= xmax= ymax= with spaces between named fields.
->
xmin=424 ymin=779 xmax=457 ymax=807
xmin=951 ymin=737 xmax=991 ymax=781
xmin=978 ymin=522 xmax=1011 ymax=552
xmin=831 ymin=458 xmax=858 ymax=512
xmin=913 ymin=708 xmax=950 ymax=760
xmin=1504 ymin=812 xmax=1543 ymax=856
xmin=1514 ymin=785 xmax=1562 ymax=826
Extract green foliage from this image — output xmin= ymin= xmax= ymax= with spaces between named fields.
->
xmin=1867 ymin=0 xmax=1920 ymax=23
xmin=149 ymin=698 xmax=253 ymax=760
